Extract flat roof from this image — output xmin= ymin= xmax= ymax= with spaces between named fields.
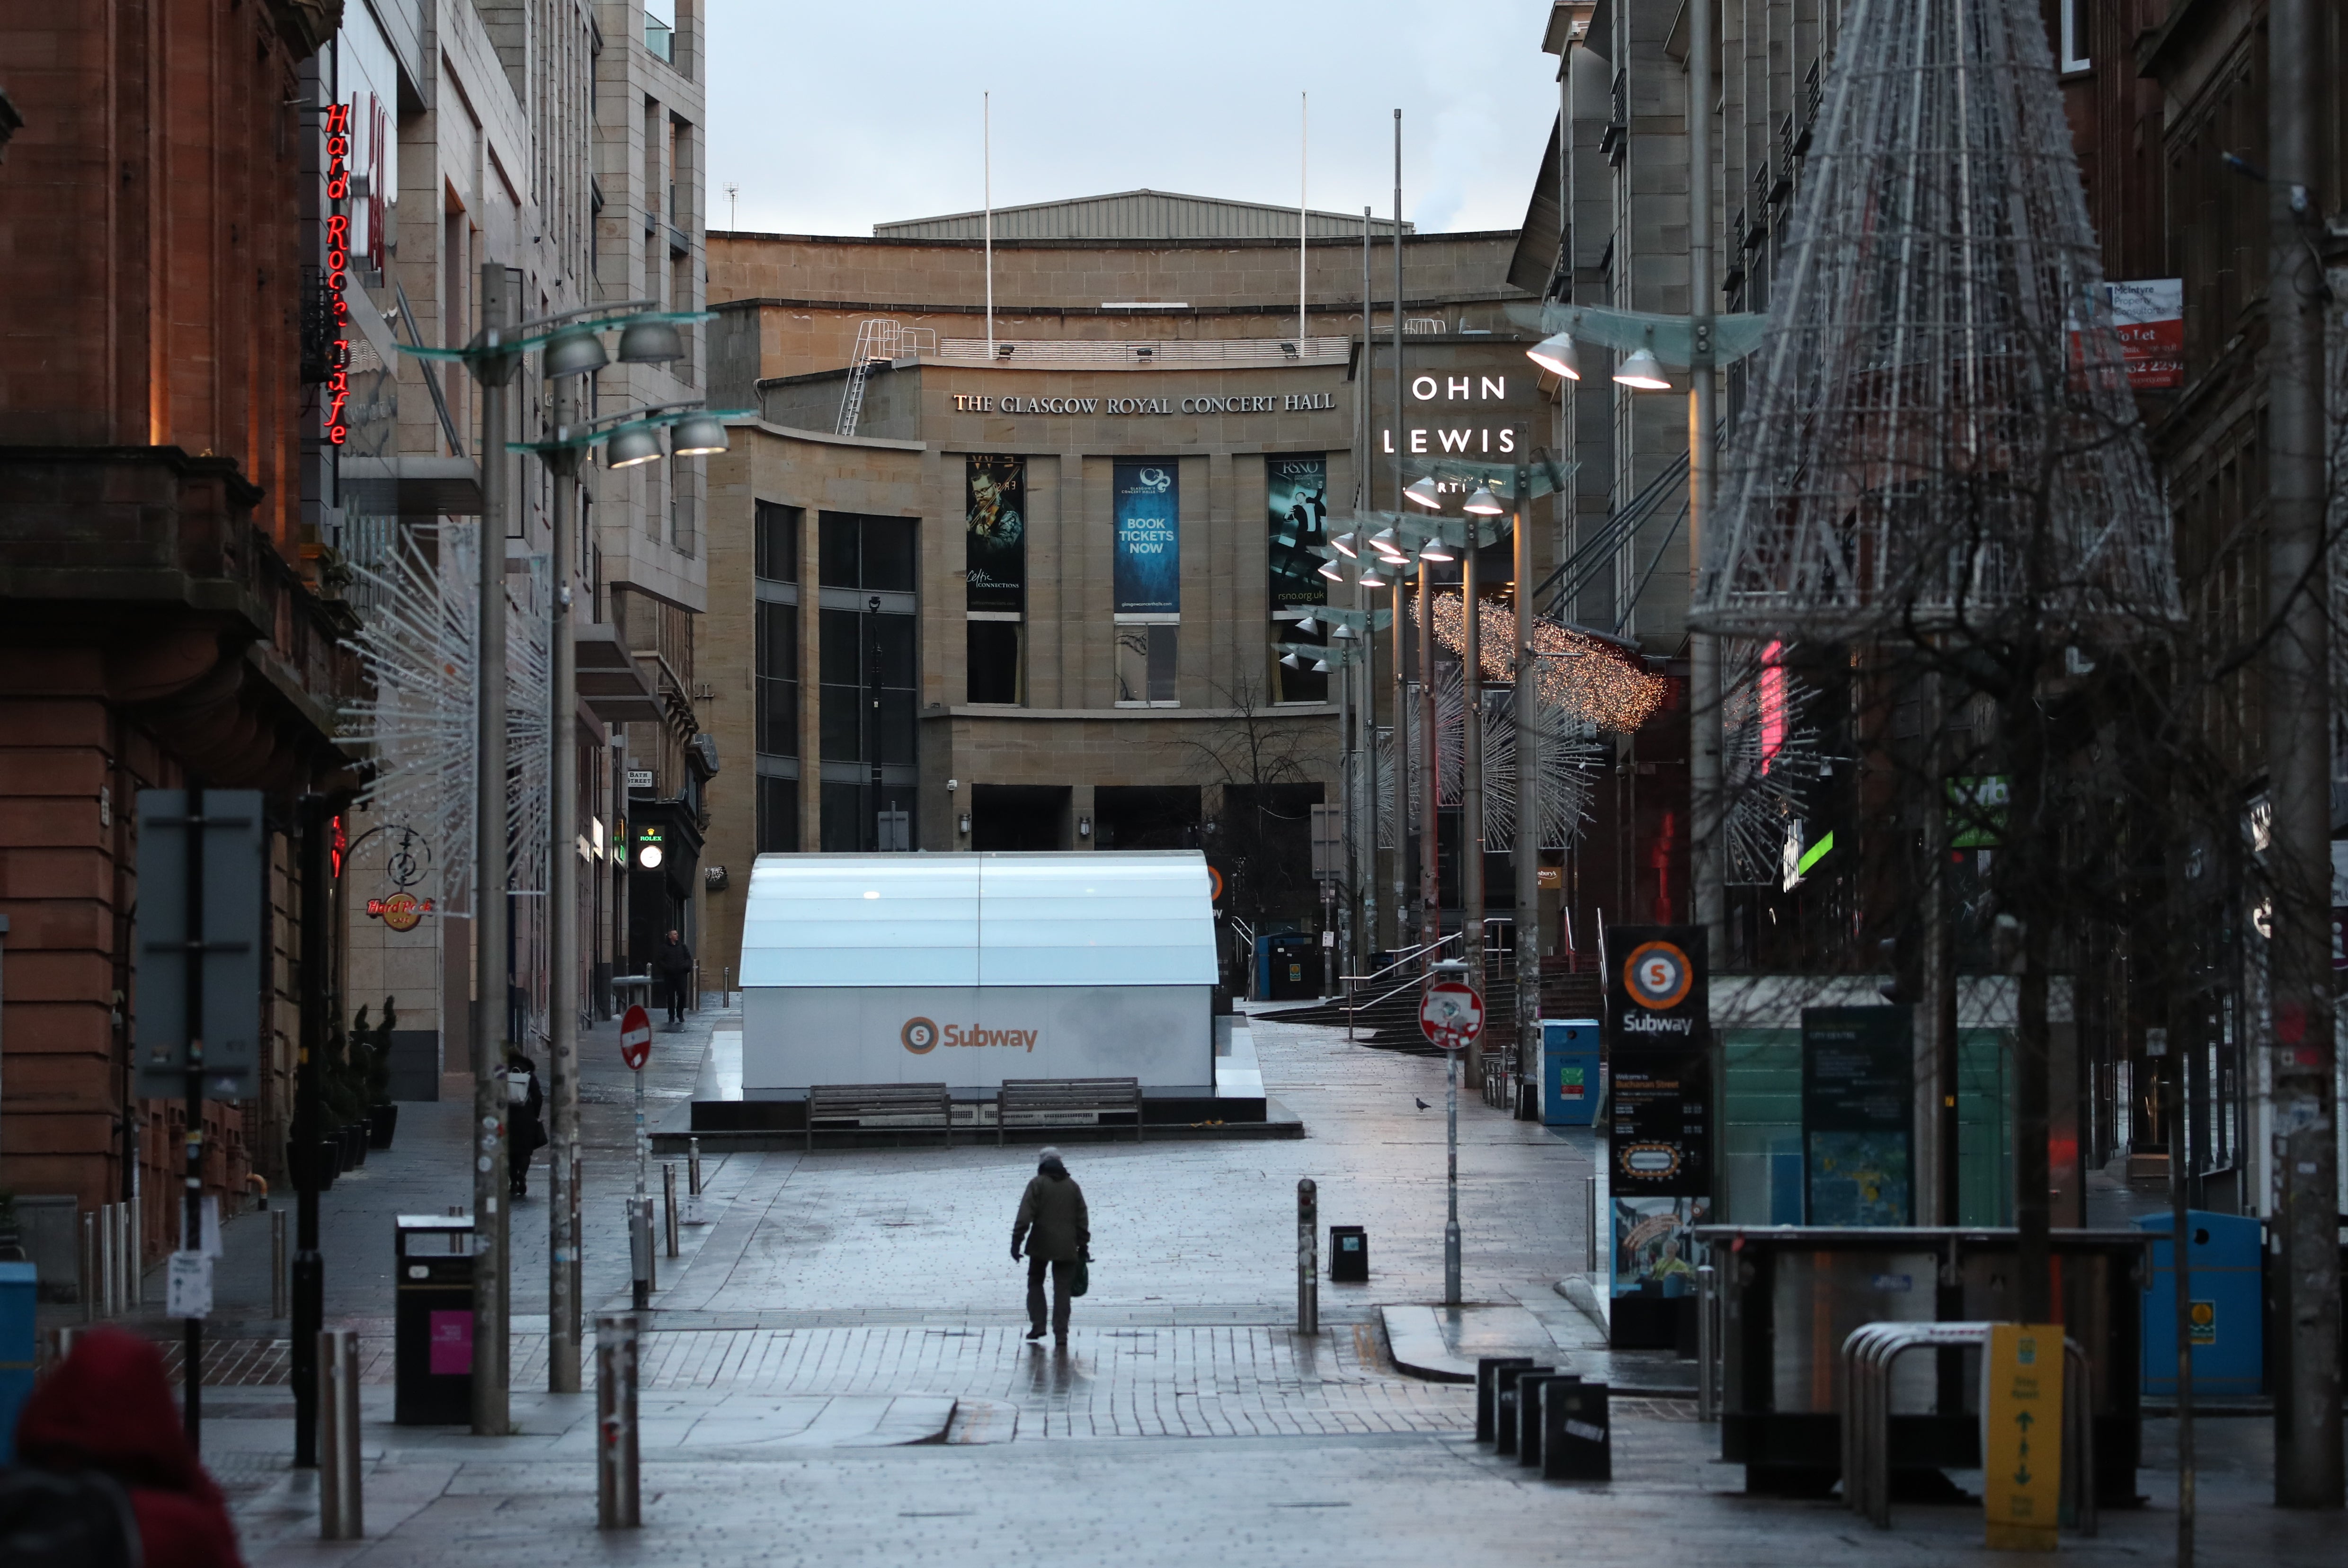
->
xmin=738 ymin=851 xmax=1220 ymax=989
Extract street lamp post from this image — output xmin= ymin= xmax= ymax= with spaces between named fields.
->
xmin=398 ymin=293 xmax=728 ymax=1417
xmin=470 ymin=263 xmax=518 ymax=1439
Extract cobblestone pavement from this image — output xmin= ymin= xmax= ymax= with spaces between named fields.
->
xmin=66 ymin=1003 xmax=2330 ymax=1566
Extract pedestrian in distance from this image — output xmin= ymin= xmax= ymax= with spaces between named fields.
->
xmin=653 ymin=927 xmax=694 ymax=1026
xmin=1011 ymin=1145 xmax=1089 ymax=1349
xmin=507 ymin=1049 xmax=547 ymax=1199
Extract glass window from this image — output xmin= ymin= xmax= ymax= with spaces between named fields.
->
xmin=1274 ymin=618 xmax=1329 ymax=704
xmin=756 ymin=776 xmax=799 ymax=852
xmin=754 ymin=502 xmax=800 ymax=582
xmin=819 ymin=513 xmax=862 ymax=588
xmin=967 ymin=621 xmax=1022 ymax=704
xmin=819 ymin=607 xmax=863 ymax=761
xmin=820 ymin=782 xmax=865 ymax=851
xmin=1117 ymin=624 xmax=1179 ymax=706
xmin=860 ymin=517 xmax=917 ymax=592
xmin=755 ymin=601 xmax=798 ymax=757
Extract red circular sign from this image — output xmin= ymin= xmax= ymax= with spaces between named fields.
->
xmin=619 ymin=1004 xmax=652 ymax=1070
xmin=1419 ymin=980 xmax=1485 ymax=1051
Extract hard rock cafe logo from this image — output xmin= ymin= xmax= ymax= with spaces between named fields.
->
xmin=365 ymin=892 xmax=435 ymax=932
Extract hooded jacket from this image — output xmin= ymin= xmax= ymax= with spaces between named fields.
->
xmin=1011 ymin=1156 xmax=1089 ymax=1263
xmin=15 ymin=1327 xmax=245 ymax=1568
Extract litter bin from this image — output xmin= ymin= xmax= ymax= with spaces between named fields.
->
xmin=1538 ymin=1019 xmax=1602 ymax=1127
xmin=0 ymin=1260 xmax=34 ymax=1463
xmin=394 ymin=1214 xmax=476 ymax=1425
xmin=2135 ymin=1210 xmax=2263 ymax=1398
xmin=1255 ymin=932 xmax=1319 ymax=1000
xmin=1329 ymin=1225 xmax=1368 ymax=1282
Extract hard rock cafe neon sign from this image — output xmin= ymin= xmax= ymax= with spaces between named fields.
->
xmin=323 ymin=102 xmax=353 ymax=446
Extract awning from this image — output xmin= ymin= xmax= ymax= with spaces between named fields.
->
xmin=576 ymin=623 xmax=662 ymax=722
xmin=336 ymin=454 xmax=485 ymax=517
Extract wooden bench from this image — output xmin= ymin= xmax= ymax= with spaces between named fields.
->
xmin=805 ymin=1082 xmax=953 ymax=1150
xmin=996 ymin=1078 xmax=1145 ymax=1145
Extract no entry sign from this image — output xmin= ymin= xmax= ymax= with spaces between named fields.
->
xmin=1419 ymin=980 xmax=1485 ymax=1052
xmin=619 ymin=1004 xmax=652 ymax=1070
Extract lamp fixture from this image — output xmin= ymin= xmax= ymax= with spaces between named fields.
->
xmin=616 ymin=319 xmax=685 ymax=365
xmin=1077 ymin=815 xmax=1092 ymax=838
xmin=996 ymin=343 xmax=1015 ymax=359
xmin=1418 ymin=538 xmax=1455 ymax=562
xmin=1359 ymin=565 xmax=1387 ymax=588
xmin=1280 ymin=650 xmax=1303 ymax=668
xmin=959 ymin=813 xmax=971 ymax=835
xmin=1370 ymin=527 xmax=1397 ymax=552
xmin=1526 ymin=330 xmax=1580 ymax=381
xmin=605 ymin=425 xmax=664 ymax=468
xmin=1317 ymin=560 xmax=1344 ymax=581
xmin=1613 ymin=346 xmax=1672 ymax=390
xmin=1311 ymin=659 xmax=1332 ymax=673
xmin=669 ymin=412 xmax=730 ymax=456
xmin=544 ymin=324 xmax=610 ymax=378
xmin=1332 ymin=622 xmax=1356 ymax=640
xmin=1463 ymin=482 xmax=1507 ymax=516
xmin=1331 ymin=532 xmax=1357 ymax=558
xmin=1295 ymin=615 xmax=1318 ymax=634
xmin=1403 ymin=474 xmax=1444 ymax=509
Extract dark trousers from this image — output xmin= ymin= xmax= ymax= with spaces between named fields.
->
xmin=1026 ymin=1255 xmax=1073 ymax=1337
xmin=664 ymin=975 xmax=688 ymax=1023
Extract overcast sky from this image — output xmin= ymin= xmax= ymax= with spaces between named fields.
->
xmin=703 ymin=1 xmax=1563 ymax=237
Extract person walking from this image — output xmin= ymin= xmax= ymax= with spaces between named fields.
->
xmin=1010 ymin=1146 xmax=1088 ymax=1348
xmin=653 ymin=928 xmax=694 ymax=1026
xmin=507 ymin=1050 xmax=547 ymax=1199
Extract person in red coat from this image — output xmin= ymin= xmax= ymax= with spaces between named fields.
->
xmin=14 ymin=1327 xmax=245 ymax=1568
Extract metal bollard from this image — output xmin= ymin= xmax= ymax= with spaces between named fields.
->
xmin=1695 ymin=1264 xmax=1717 ymax=1422
xmin=1584 ymin=1175 xmax=1599 ymax=1275
xmin=318 ymin=1329 xmax=364 ymax=1540
xmin=629 ymin=1197 xmax=654 ymax=1309
xmin=103 ymin=1204 xmax=121 ymax=1317
xmin=688 ymin=1137 xmax=702 ymax=1197
xmin=661 ymin=1165 xmax=679 ymax=1258
xmin=272 ymin=1208 xmax=289 ymax=1319
xmin=595 ymin=1314 xmax=641 ymax=1529
xmin=1295 ymin=1178 xmax=1318 ymax=1335
xmin=81 ymin=1212 xmax=97 ymax=1322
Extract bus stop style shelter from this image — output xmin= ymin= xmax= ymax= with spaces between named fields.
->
xmin=738 ymin=850 xmax=1219 ymax=1095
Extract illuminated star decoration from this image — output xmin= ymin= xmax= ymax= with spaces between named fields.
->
xmin=341 ymin=522 xmax=551 ymax=917
xmin=1420 ymin=591 xmax=1669 ymax=734
xmin=1718 ymin=639 xmax=1825 ymax=885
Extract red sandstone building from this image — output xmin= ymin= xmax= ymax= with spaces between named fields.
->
xmin=0 ymin=1 xmax=350 ymax=1260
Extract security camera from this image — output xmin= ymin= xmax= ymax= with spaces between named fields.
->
xmin=946 ymin=778 xmax=958 ymax=792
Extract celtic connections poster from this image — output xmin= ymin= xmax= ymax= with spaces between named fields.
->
xmin=965 ymin=454 xmax=1025 ymax=614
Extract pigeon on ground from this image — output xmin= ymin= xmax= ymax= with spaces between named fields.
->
xmin=1414 ymin=1097 xmax=1431 ymax=1111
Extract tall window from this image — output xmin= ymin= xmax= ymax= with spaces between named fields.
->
xmin=817 ymin=512 xmax=919 ymax=850
xmin=753 ymin=502 xmax=801 ymax=852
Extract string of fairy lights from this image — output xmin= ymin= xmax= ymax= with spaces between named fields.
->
xmin=1418 ymin=590 xmax=1670 ymax=734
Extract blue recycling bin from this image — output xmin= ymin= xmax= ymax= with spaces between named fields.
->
xmin=0 ymin=1260 xmax=35 ymax=1462
xmin=1539 ymin=1019 xmax=1602 ymax=1126
xmin=2134 ymin=1210 xmax=2262 ymax=1398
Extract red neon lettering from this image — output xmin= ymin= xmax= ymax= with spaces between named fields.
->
xmin=326 ymin=213 xmax=348 ymax=244
xmin=325 ymin=103 xmax=350 ymax=135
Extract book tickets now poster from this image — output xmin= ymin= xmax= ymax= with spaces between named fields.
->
xmin=966 ymin=455 xmax=1026 ymax=614
xmin=1113 ymin=461 xmax=1180 ymax=614
xmin=1266 ymin=454 xmax=1330 ymax=609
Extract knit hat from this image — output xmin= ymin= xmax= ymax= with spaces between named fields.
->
xmin=1038 ymin=1146 xmax=1063 ymax=1167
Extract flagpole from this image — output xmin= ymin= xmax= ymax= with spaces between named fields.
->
xmin=984 ymin=91 xmax=994 ymax=356
xmin=1298 ymin=92 xmax=1307 ymax=344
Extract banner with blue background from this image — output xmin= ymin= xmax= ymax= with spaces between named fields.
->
xmin=1112 ymin=461 xmax=1180 ymax=614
